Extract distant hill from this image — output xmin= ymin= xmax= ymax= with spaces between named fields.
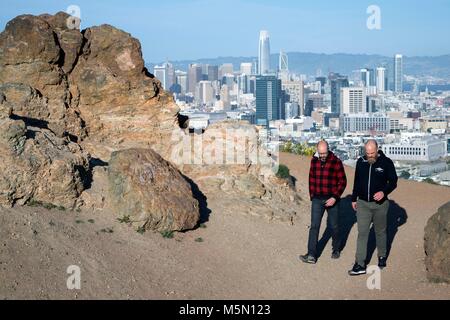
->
xmin=147 ymin=52 xmax=450 ymax=81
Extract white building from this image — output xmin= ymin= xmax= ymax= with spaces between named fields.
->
xmin=219 ymin=63 xmax=234 ymax=79
xmin=381 ymin=136 xmax=447 ymax=162
xmin=196 ymin=81 xmax=215 ymax=106
xmin=154 ymin=62 xmax=175 ymax=91
xmin=258 ymin=30 xmax=271 ymax=75
xmin=282 ymin=81 xmax=304 ymax=115
xmin=341 ymin=113 xmax=390 ymax=133
xmin=376 ymin=67 xmax=386 ymax=94
xmin=240 ymin=62 xmax=253 ymax=75
xmin=175 ymin=70 xmax=188 ymax=94
xmin=394 ymin=54 xmax=403 ymax=93
xmin=285 ymin=102 xmax=299 ymax=119
xmin=341 ymin=87 xmax=366 ymax=114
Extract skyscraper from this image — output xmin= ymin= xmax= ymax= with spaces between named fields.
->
xmin=360 ymin=68 xmax=375 ymax=87
xmin=376 ymin=67 xmax=387 ymax=94
xmin=256 ymin=76 xmax=282 ymax=126
xmin=278 ymin=50 xmax=289 ymax=81
xmin=219 ymin=63 xmax=233 ymax=79
xmin=282 ymin=80 xmax=304 ymax=115
xmin=196 ymin=81 xmax=215 ymax=105
xmin=279 ymin=51 xmax=288 ymax=72
xmin=153 ymin=62 xmax=175 ymax=91
xmin=341 ymin=87 xmax=366 ymax=114
xmin=240 ymin=62 xmax=253 ymax=75
xmin=175 ymin=70 xmax=187 ymax=94
xmin=258 ymin=30 xmax=270 ymax=75
xmin=207 ymin=65 xmax=219 ymax=82
xmin=394 ymin=54 xmax=403 ymax=93
xmin=330 ymin=73 xmax=349 ymax=115
xmin=188 ymin=64 xmax=202 ymax=94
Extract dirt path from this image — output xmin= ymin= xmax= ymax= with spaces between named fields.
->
xmin=1 ymin=152 xmax=449 ymax=299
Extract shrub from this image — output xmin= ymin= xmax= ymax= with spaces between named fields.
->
xmin=276 ymin=164 xmax=290 ymax=179
xmin=160 ymin=230 xmax=174 ymax=239
xmin=137 ymin=226 xmax=146 ymax=234
xmin=117 ymin=215 xmax=131 ymax=223
xmin=423 ymin=178 xmax=438 ymax=185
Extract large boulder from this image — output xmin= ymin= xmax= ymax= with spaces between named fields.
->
xmin=108 ymin=148 xmax=200 ymax=232
xmin=424 ymin=201 xmax=450 ymax=283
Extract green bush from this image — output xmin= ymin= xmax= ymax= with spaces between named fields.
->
xmin=137 ymin=226 xmax=146 ymax=234
xmin=160 ymin=230 xmax=174 ymax=238
xmin=400 ymin=171 xmax=411 ymax=180
xmin=276 ymin=164 xmax=290 ymax=179
xmin=423 ymin=178 xmax=438 ymax=185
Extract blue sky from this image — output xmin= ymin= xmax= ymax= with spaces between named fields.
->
xmin=1 ymin=0 xmax=449 ymax=64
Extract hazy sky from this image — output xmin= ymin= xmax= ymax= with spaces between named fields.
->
xmin=1 ymin=0 xmax=449 ymax=64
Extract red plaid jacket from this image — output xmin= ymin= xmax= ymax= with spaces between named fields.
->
xmin=309 ymin=151 xmax=347 ymax=200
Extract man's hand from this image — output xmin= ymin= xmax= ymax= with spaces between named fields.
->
xmin=373 ymin=191 xmax=385 ymax=201
xmin=325 ymin=197 xmax=336 ymax=207
xmin=352 ymin=202 xmax=357 ymax=211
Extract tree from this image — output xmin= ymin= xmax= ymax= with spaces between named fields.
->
xmin=400 ymin=171 xmax=411 ymax=180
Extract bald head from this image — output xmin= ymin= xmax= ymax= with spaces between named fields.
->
xmin=317 ymin=140 xmax=329 ymax=162
xmin=365 ymin=139 xmax=379 ymax=164
xmin=317 ymin=140 xmax=329 ymax=152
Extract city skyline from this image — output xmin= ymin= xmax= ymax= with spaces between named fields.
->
xmin=1 ymin=0 xmax=450 ymax=64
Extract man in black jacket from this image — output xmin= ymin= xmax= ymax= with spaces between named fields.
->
xmin=348 ymin=139 xmax=398 ymax=276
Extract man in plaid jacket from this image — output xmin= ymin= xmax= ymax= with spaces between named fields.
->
xmin=300 ymin=140 xmax=347 ymax=264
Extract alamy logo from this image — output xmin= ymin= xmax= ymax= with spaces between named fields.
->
xmin=67 ymin=265 xmax=81 ymax=290
xmin=66 ymin=5 xmax=81 ymax=30
xmin=367 ymin=5 xmax=381 ymax=30
xmin=366 ymin=265 xmax=381 ymax=290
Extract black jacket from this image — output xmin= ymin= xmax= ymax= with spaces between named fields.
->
xmin=351 ymin=150 xmax=398 ymax=203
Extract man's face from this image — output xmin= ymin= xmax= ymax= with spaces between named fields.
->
xmin=365 ymin=145 xmax=378 ymax=164
xmin=317 ymin=144 xmax=328 ymax=162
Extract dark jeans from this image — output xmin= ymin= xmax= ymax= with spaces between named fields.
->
xmin=307 ymin=196 xmax=340 ymax=257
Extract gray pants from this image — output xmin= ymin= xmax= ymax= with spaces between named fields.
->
xmin=355 ymin=199 xmax=390 ymax=266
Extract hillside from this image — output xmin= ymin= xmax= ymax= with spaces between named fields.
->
xmin=1 ymin=152 xmax=449 ymax=299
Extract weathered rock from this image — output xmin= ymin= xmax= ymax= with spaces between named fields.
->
xmin=175 ymin=120 xmax=302 ymax=223
xmin=0 ymin=14 xmax=86 ymax=139
xmin=424 ymin=201 xmax=450 ymax=283
xmin=108 ymin=148 xmax=200 ymax=232
xmin=0 ymin=114 xmax=90 ymax=209
xmin=40 ymin=12 xmax=84 ymax=74
xmin=0 ymin=12 xmax=303 ymax=225
xmin=69 ymin=24 xmax=159 ymax=107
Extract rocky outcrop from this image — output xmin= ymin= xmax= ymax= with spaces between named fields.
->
xmin=0 ymin=89 xmax=90 ymax=208
xmin=175 ymin=120 xmax=302 ymax=222
xmin=0 ymin=12 xmax=303 ymax=229
xmin=107 ymin=148 xmax=200 ymax=231
xmin=0 ymin=13 xmax=85 ymax=139
xmin=424 ymin=201 xmax=450 ymax=283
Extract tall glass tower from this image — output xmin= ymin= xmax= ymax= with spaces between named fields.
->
xmin=258 ymin=30 xmax=270 ymax=75
xmin=394 ymin=54 xmax=403 ymax=93
xmin=329 ymin=73 xmax=349 ymax=115
xmin=255 ymin=76 xmax=282 ymax=126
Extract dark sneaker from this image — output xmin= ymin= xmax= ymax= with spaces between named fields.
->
xmin=299 ymin=254 xmax=317 ymax=264
xmin=348 ymin=263 xmax=366 ymax=276
xmin=378 ymin=256 xmax=387 ymax=269
xmin=331 ymin=250 xmax=341 ymax=259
